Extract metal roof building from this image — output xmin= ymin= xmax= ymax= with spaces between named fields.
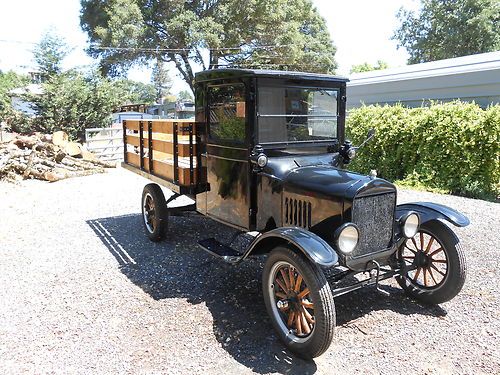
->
xmin=347 ymin=51 xmax=500 ymax=109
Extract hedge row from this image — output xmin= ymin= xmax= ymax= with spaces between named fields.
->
xmin=346 ymin=101 xmax=500 ymax=199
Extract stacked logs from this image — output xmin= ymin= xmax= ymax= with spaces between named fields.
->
xmin=0 ymin=131 xmax=115 ymax=182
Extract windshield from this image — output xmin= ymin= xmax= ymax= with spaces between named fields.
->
xmin=258 ymin=86 xmax=339 ymax=143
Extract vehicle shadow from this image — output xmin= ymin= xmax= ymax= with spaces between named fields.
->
xmin=87 ymin=213 xmax=446 ymax=374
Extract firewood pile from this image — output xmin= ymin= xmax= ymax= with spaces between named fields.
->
xmin=0 ymin=131 xmax=115 ymax=182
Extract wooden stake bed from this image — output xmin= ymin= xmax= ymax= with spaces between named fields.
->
xmin=122 ymin=119 xmax=207 ymax=194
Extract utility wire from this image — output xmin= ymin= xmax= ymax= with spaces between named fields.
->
xmin=0 ymin=39 xmax=295 ymax=52
xmin=91 ymin=44 xmax=294 ymax=52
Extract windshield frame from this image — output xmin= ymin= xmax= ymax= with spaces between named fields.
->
xmin=256 ymin=80 xmax=344 ymax=148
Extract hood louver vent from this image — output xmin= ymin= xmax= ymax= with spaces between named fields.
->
xmin=284 ymin=197 xmax=312 ymax=229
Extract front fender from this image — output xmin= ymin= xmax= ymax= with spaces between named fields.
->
xmin=396 ymin=202 xmax=470 ymax=227
xmin=242 ymin=227 xmax=339 ymax=267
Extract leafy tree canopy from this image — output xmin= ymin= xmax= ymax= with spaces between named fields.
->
xmin=5 ymin=32 xmax=140 ymax=140
xmin=33 ymin=31 xmax=70 ymax=78
xmin=151 ymin=59 xmax=173 ymax=103
xmin=25 ymin=70 xmax=124 ymax=140
xmin=113 ymin=78 xmax=157 ymax=104
xmin=393 ymin=0 xmax=500 ymax=64
xmin=177 ymin=90 xmax=194 ymax=101
xmin=80 ymin=0 xmax=337 ymax=91
xmin=350 ymin=60 xmax=389 ymax=74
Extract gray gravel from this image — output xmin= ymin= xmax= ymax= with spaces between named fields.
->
xmin=0 ymin=167 xmax=499 ymax=374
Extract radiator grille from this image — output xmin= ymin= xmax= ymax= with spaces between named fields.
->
xmin=351 ymin=193 xmax=395 ymax=258
xmin=284 ymin=197 xmax=312 ymax=229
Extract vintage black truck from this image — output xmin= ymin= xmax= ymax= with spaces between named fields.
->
xmin=121 ymin=69 xmax=468 ymax=359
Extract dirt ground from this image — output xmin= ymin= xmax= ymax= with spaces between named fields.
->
xmin=0 ymin=168 xmax=499 ymax=374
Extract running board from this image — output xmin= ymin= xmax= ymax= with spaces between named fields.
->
xmin=198 ymin=238 xmax=243 ymax=264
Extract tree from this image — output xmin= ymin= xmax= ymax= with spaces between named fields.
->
xmin=350 ymin=60 xmax=389 ymax=74
xmin=80 ymin=0 xmax=337 ymax=92
xmin=29 ymin=70 xmax=125 ymax=140
xmin=177 ymin=90 xmax=194 ymax=101
xmin=151 ymin=59 xmax=172 ymax=103
xmin=114 ymin=79 xmax=157 ymax=104
xmin=33 ymin=31 xmax=70 ymax=78
xmin=393 ymin=0 xmax=500 ymax=64
xmin=5 ymin=34 xmax=144 ymax=138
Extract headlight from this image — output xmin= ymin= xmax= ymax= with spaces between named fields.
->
xmin=401 ymin=212 xmax=419 ymax=238
xmin=257 ymin=154 xmax=268 ymax=168
xmin=334 ymin=223 xmax=359 ymax=254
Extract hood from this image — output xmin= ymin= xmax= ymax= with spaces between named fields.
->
xmin=282 ymin=165 xmax=395 ymax=200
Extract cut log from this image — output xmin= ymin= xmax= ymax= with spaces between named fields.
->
xmin=23 ymin=148 xmax=36 ymax=178
xmin=52 ymin=131 xmax=69 ymax=146
xmin=1 ymin=132 xmax=115 ymax=183
xmin=64 ymin=142 xmax=82 ymax=157
xmin=44 ymin=167 xmax=104 ymax=182
xmin=81 ymin=149 xmax=98 ymax=162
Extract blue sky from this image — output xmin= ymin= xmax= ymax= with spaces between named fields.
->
xmin=0 ymin=0 xmax=419 ymax=93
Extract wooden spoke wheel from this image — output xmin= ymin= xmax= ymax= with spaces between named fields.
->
xmin=272 ymin=262 xmax=315 ymax=338
xmin=397 ymin=220 xmax=466 ymax=305
xmin=263 ymin=246 xmax=335 ymax=359
xmin=141 ymin=183 xmax=168 ymax=242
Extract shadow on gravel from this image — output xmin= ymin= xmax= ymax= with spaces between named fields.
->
xmin=87 ymin=213 xmax=446 ymax=374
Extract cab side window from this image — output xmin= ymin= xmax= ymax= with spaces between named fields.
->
xmin=208 ymin=84 xmax=246 ymax=144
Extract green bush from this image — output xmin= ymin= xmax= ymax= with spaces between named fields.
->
xmin=346 ymin=101 xmax=500 ymax=199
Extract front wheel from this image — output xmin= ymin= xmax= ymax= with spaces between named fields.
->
xmin=262 ymin=246 xmax=335 ymax=359
xmin=397 ymin=220 xmax=467 ymax=304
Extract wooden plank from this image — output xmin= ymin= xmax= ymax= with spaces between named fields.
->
xmin=125 ymin=152 xmax=204 ymax=185
xmin=150 ymin=121 xmax=197 ymax=135
xmin=121 ymin=162 xmax=181 ymax=194
xmin=236 ymin=101 xmax=246 ymax=118
xmin=124 ymin=119 xmax=197 ymax=133
xmin=124 ymin=120 xmax=140 ymax=131
xmin=126 ymin=135 xmax=196 ymax=157
xmin=126 ymin=152 xmax=140 ymax=167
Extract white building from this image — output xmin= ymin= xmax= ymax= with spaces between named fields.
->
xmin=347 ymin=51 xmax=500 ymax=109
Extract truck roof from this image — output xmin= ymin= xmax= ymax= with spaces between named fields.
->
xmin=195 ymin=68 xmax=349 ymax=83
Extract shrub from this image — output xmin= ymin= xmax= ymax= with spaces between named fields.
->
xmin=346 ymin=101 xmax=500 ymax=199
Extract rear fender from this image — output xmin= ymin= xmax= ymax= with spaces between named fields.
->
xmin=242 ymin=227 xmax=338 ymax=267
xmin=396 ymin=202 xmax=470 ymax=227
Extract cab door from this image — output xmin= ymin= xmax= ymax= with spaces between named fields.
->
xmin=204 ymin=83 xmax=250 ymax=230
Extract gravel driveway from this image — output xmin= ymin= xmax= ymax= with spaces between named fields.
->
xmin=0 ymin=168 xmax=499 ymax=374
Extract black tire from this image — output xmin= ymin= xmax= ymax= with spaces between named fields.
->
xmin=397 ymin=220 xmax=466 ymax=304
xmin=262 ymin=246 xmax=335 ymax=359
xmin=141 ymin=183 xmax=168 ymax=242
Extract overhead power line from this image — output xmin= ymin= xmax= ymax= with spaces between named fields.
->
xmin=91 ymin=44 xmax=294 ymax=52
xmin=0 ymin=39 xmax=295 ymax=52
xmin=0 ymin=39 xmax=37 ymax=45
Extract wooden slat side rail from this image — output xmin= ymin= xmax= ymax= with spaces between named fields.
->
xmin=125 ymin=152 xmax=204 ymax=185
xmin=123 ymin=119 xmax=206 ymax=188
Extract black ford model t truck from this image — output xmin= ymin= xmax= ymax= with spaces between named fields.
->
xmin=122 ymin=69 xmax=469 ymax=359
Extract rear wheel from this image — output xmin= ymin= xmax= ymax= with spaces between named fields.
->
xmin=262 ymin=246 xmax=335 ymax=359
xmin=141 ymin=183 xmax=168 ymax=242
xmin=397 ymin=220 xmax=466 ymax=304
